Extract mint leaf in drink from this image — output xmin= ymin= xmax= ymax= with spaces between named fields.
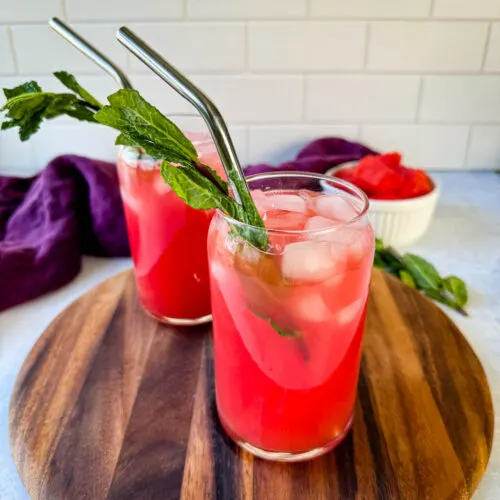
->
xmin=95 ymin=89 xmax=268 ymax=250
xmin=197 ymin=163 xmax=229 ymax=196
xmin=442 ymin=276 xmax=468 ymax=308
xmin=269 ymin=319 xmax=297 ymax=338
xmin=95 ymin=89 xmax=198 ymax=166
xmin=402 ymin=254 xmax=441 ymax=291
xmin=54 ymin=71 xmax=102 ymax=109
xmin=160 ymin=161 xmax=238 ymax=216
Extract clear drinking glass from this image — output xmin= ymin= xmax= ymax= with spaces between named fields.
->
xmin=117 ymin=114 xmax=224 ymax=325
xmin=207 ymin=172 xmax=374 ymax=461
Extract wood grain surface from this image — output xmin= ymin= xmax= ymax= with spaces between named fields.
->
xmin=9 ymin=269 xmax=494 ymax=500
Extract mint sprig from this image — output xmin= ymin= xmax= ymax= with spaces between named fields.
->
xmin=94 ymin=89 xmax=268 ymax=250
xmin=1 ymin=75 xmax=101 ymax=141
xmin=374 ymin=238 xmax=469 ymax=315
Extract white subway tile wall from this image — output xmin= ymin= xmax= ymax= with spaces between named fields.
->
xmin=1 ymin=0 xmax=500 ymax=173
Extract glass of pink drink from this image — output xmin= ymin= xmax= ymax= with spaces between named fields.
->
xmin=117 ymin=114 xmax=224 ymax=325
xmin=208 ymin=172 xmax=374 ymax=461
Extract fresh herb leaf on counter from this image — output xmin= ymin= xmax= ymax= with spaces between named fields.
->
xmin=1 ymin=74 xmax=101 ymax=141
xmin=374 ymin=238 xmax=469 ymax=316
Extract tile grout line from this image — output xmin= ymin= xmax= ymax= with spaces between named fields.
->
xmin=301 ymin=74 xmax=307 ymax=123
xmin=60 ymin=0 xmax=68 ymax=21
xmin=481 ymin=23 xmax=492 ymax=71
xmin=428 ymin=0 xmax=436 ymax=17
xmin=244 ymin=22 xmax=249 ymax=73
xmin=6 ymin=26 xmax=19 ymax=75
xmin=363 ymin=22 xmax=371 ymax=69
xmin=462 ymin=126 xmax=474 ymax=169
xmin=415 ymin=76 xmax=425 ymax=123
xmin=2 ymin=18 xmax=499 ymax=27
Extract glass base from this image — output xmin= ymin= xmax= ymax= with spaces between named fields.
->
xmin=144 ymin=309 xmax=212 ymax=326
xmin=225 ymin=413 xmax=354 ymax=462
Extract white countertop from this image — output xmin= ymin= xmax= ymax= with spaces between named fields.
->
xmin=0 ymin=172 xmax=499 ymax=499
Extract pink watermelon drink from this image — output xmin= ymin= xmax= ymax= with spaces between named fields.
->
xmin=208 ymin=172 xmax=374 ymax=460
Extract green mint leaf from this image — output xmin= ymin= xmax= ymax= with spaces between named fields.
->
xmin=1 ymin=120 xmax=18 ymax=130
xmin=375 ymin=237 xmax=385 ymax=252
xmin=373 ymin=252 xmax=387 ymax=269
xmin=2 ymin=78 xmax=98 ymax=141
xmin=115 ymin=133 xmax=137 ymax=147
xmin=424 ymin=289 xmax=455 ymax=308
xmin=53 ymin=71 xmax=102 ymax=109
xmin=65 ymin=103 xmax=98 ymax=122
xmin=399 ymin=270 xmax=416 ymax=289
xmin=3 ymin=81 xmax=42 ymax=99
xmin=402 ymin=253 xmax=441 ymax=291
xmin=269 ymin=319 xmax=298 ymax=338
xmin=423 ymin=288 xmax=467 ymax=315
xmin=160 ymin=161 xmax=241 ymax=217
xmin=196 ymin=163 xmax=229 ymax=195
xmin=95 ymin=89 xmax=198 ymax=166
xmin=442 ymin=275 xmax=468 ymax=307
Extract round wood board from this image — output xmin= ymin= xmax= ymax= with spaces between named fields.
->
xmin=9 ymin=269 xmax=493 ymax=500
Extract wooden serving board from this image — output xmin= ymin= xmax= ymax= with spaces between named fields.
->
xmin=9 ymin=269 xmax=493 ymax=500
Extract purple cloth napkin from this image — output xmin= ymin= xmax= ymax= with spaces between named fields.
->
xmin=0 ymin=155 xmax=129 ymax=312
xmin=0 ymin=138 xmax=376 ymax=312
xmin=245 ymin=137 xmax=377 ymax=176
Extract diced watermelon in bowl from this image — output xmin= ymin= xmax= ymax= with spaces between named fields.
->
xmin=322 ymin=153 xmax=439 ymax=247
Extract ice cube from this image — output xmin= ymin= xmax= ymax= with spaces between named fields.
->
xmin=334 ymin=297 xmax=364 ymax=326
xmin=263 ymin=209 xmax=308 ymax=231
xmin=295 ymin=292 xmax=332 ymax=323
xmin=305 ymin=216 xmax=336 ymax=232
xmin=251 ymin=189 xmax=274 ymax=213
xmin=315 ymin=194 xmax=358 ymax=222
xmin=269 ymin=193 xmax=307 ymax=213
xmin=154 ymin=174 xmax=171 ymax=195
xmin=329 ymin=227 xmax=365 ymax=262
xmin=282 ymin=241 xmax=344 ymax=282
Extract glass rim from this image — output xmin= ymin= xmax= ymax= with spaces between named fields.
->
xmin=217 ymin=171 xmax=370 ymax=235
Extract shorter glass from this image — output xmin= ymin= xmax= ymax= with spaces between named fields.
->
xmin=117 ymin=114 xmax=225 ymax=325
xmin=208 ymin=172 xmax=374 ymax=461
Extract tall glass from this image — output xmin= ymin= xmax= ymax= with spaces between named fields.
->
xmin=207 ymin=172 xmax=374 ymax=461
xmin=117 ymin=114 xmax=224 ymax=325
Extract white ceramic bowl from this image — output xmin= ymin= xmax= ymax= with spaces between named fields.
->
xmin=323 ymin=163 xmax=440 ymax=247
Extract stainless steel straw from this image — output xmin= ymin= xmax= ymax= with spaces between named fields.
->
xmin=49 ymin=17 xmax=133 ymax=90
xmin=116 ymin=26 xmax=249 ymax=204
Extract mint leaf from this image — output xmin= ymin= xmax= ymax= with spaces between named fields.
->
xmin=402 ymin=254 xmax=441 ymax=291
xmin=4 ymin=81 xmax=41 ymax=99
xmin=269 ymin=319 xmax=297 ymax=338
xmin=95 ymin=90 xmax=198 ymax=166
xmin=115 ymin=133 xmax=137 ymax=147
xmin=66 ymin=104 xmax=98 ymax=122
xmin=160 ymin=161 xmax=240 ymax=217
xmin=196 ymin=163 xmax=229 ymax=195
xmin=442 ymin=275 xmax=468 ymax=307
xmin=375 ymin=237 xmax=385 ymax=252
xmin=54 ymin=71 xmax=102 ymax=109
xmin=399 ymin=270 xmax=416 ymax=289
xmin=1 ymin=78 xmax=99 ymax=141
